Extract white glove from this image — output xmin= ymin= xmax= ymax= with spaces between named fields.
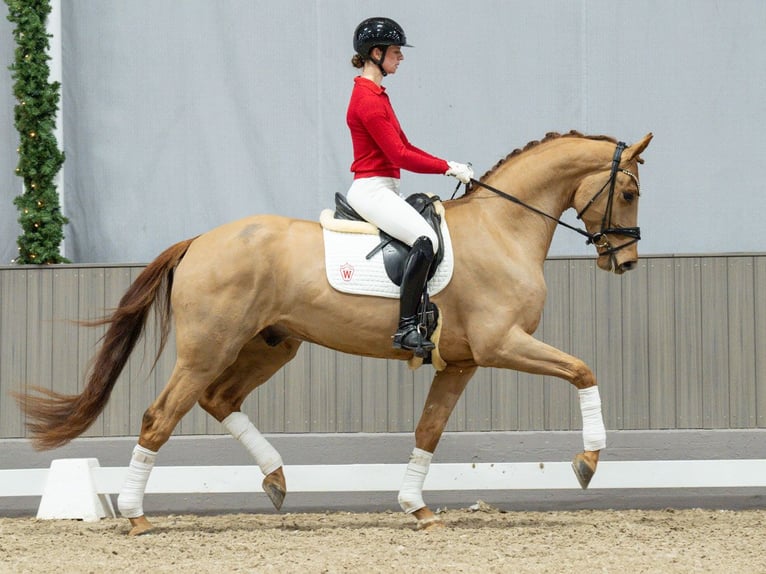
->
xmin=445 ymin=161 xmax=474 ymax=184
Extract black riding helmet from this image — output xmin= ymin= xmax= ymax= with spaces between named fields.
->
xmin=353 ymin=17 xmax=412 ymax=76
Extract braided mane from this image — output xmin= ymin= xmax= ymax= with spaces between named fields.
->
xmin=478 ymin=130 xmax=617 ymax=182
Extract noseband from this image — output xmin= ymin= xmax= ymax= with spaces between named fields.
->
xmin=575 ymin=142 xmax=641 ymax=256
xmin=463 ymin=142 xmax=641 ymax=256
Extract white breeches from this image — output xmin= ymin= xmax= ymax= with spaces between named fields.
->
xmin=346 ymin=177 xmax=440 ymax=251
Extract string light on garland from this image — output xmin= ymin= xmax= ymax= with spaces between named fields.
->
xmin=5 ymin=0 xmax=69 ymax=264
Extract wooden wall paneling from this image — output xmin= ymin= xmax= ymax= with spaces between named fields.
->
xmin=755 ymin=257 xmax=766 ymax=427
xmin=459 ymin=363 xmax=489 ymax=432
xmin=726 ymin=257 xmax=756 ymax=428
xmin=491 ymin=364 xmax=518 ymax=431
xmin=674 ymin=258 xmax=703 ymax=428
xmin=700 ymin=258 xmax=730 ymax=428
xmin=282 ymin=344 xmax=311 ymax=432
xmin=335 ymin=352 xmax=362 ymax=432
xmin=387 ymin=360 xmax=415 ymax=432
xmin=3 ymin=255 xmax=766 ymax=439
xmin=25 ymin=269 xmax=53 ymax=399
xmin=646 ymin=258 xmax=677 ymax=428
xmin=621 ymin=260 xmax=650 ymax=429
xmin=0 ymin=269 xmax=26 ymax=437
xmin=360 ymin=356 xmax=389 ymax=432
xmin=594 ymin=269 xmax=625 ymax=429
xmin=309 ymin=344 xmax=336 ymax=432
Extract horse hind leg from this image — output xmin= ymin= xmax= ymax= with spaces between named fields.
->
xmin=198 ymin=332 xmax=302 ymax=512
xmin=118 ymin=361 xmax=218 ymax=536
xmin=118 ymin=333 xmax=300 ymax=536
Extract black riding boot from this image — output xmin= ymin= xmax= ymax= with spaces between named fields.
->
xmin=392 ymin=236 xmax=435 ymax=356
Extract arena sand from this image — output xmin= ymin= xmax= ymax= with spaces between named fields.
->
xmin=1 ymin=505 xmax=765 ymax=573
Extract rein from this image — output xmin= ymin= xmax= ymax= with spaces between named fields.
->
xmin=456 ymin=142 xmax=640 ymax=255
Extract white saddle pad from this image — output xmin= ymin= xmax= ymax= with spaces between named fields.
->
xmin=320 ymin=209 xmax=454 ymax=298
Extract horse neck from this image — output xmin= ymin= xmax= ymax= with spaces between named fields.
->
xmin=473 ymin=138 xmax=610 ymax=261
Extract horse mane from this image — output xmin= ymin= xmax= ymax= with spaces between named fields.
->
xmin=477 ymin=130 xmax=618 ymax=183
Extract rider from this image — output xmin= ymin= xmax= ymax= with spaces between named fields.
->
xmin=346 ymin=16 xmax=473 ymax=355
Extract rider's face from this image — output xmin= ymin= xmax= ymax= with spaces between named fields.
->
xmin=372 ymin=46 xmax=404 ymax=74
xmin=381 ymin=46 xmax=404 ymax=75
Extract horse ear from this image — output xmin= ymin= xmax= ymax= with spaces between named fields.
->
xmin=624 ymin=133 xmax=653 ymax=164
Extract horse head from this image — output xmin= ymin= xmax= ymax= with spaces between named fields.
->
xmin=573 ymin=133 xmax=653 ymax=274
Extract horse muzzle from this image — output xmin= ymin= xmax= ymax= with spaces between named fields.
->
xmin=596 ymin=243 xmax=638 ymax=274
xmin=590 ymin=226 xmax=640 ymax=274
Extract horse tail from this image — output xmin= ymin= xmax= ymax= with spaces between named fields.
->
xmin=15 ymin=237 xmax=196 ymax=450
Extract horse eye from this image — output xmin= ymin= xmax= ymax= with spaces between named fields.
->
xmin=622 ymin=191 xmax=636 ymax=203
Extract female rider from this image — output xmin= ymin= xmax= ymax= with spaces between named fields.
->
xmin=346 ymin=17 xmax=473 ymax=355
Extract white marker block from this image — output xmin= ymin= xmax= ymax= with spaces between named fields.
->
xmin=36 ymin=458 xmax=116 ymax=522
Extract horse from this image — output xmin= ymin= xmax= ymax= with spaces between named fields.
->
xmin=16 ymin=130 xmax=653 ymax=535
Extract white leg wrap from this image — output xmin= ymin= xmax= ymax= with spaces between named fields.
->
xmin=579 ymin=386 xmax=606 ymax=451
xmin=117 ymin=444 xmax=157 ymax=519
xmin=397 ymin=447 xmax=433 ymax=514
xmin=222 ymin=412 xmax=283 ymax=475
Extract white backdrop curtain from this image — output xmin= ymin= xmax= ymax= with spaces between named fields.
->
xmin=1 ymin=0 xmax=765 ymax=263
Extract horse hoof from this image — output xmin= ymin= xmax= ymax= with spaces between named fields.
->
xmin=262 ymin=467 xmax=286 ymax=510
xmin=571 ymin=453 xmax=597 ymax=489
xmin=263 ymin=482 xmax=285 ymax=510
xmin=416 ymin=516 xmax=444 ymax=531
xmin=127 ymin=515 xmax=154 ymax=536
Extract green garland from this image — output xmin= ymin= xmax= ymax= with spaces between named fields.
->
xmin=6 ymin=0 xmax=68 ymax=264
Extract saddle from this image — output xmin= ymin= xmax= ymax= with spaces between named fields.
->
xmin=332 ymin=192 xmax=445 ymax=285
xmin=332 ymin=192 xmax=445 ymax=367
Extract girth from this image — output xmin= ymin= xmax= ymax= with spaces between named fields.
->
xmin=333 ymin=192 xmax=445 ymax=286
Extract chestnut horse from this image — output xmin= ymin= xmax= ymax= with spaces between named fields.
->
xmin=17 ymin=131 xmax=653 ymax=535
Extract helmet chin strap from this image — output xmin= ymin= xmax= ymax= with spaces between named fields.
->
xmin=370 ymin=45 xmax=389 ymax=77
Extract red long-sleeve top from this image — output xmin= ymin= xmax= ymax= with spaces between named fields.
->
xmin=347 ymin=76 xmax=449 ymax=179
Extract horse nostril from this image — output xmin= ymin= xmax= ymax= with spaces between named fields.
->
xmin=620 ymin=261 xmax=636 ymax=272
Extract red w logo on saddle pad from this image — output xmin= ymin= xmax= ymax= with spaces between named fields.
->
xmin=339 ymin=263 xmax=354 ymax=282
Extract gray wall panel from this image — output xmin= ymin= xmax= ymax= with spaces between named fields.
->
xmin=3 ymin=254 xmax=766 ymax=440
xmin=647 ymin=258 xmax=676 ymax=428
xmin=674 ymin=258 xmax=703 ymax=428
xmin=1 ymin=269 xmax=26 ymax=436
xmin=701 ymin=258 xmax=730 ymax=428
xmin=756 ymin=258 xmax=766 ymax=428
xmin=622 ymin=261 xmax=650 ymax=429
xmin=728 ymin=257 xmax=757 ymax=429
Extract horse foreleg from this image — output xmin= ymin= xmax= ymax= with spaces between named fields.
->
xmin=400 ymin=364 xmax=477 ymax=530
xmin=571 ymin=385 xmax=605 ymax=488
xmin=198 ymin=335 xmax=302 ymax=511
xmin=480 ymin=327 xmax=605 ymax=489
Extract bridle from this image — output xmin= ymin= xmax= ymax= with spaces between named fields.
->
xmin=460 ymin=141 xmax=641 ymax=256
xmin=574 ymin=141 xmax=641 ymax=255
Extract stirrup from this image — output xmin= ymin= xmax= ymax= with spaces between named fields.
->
xmin=392 ymin=324 xmax=435 ymax=357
